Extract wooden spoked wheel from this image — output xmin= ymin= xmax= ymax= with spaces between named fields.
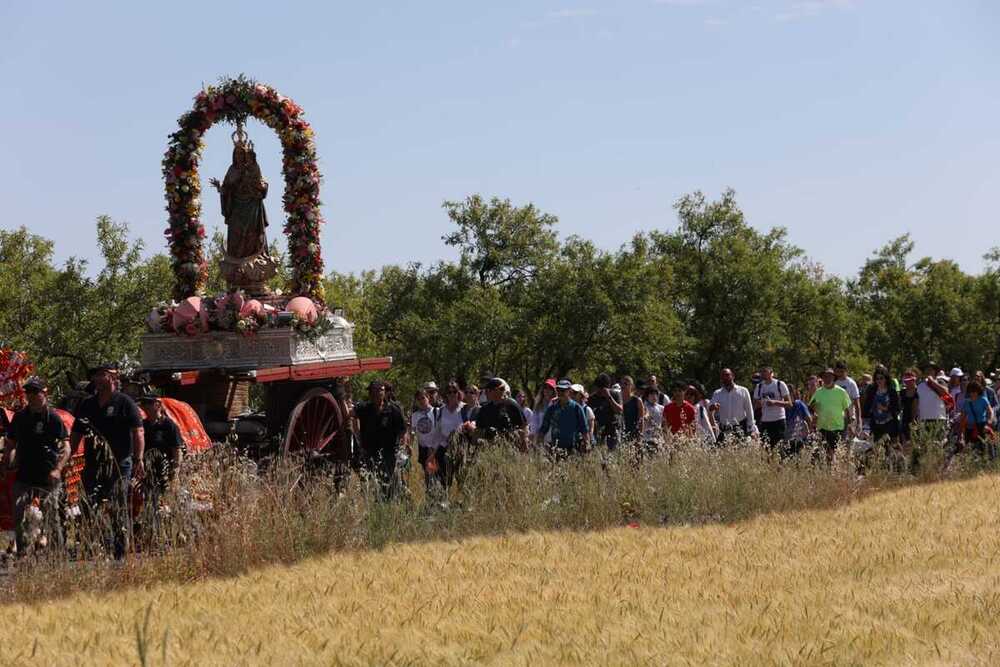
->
xmin=283 ymin=387 xmax=343 ymax=455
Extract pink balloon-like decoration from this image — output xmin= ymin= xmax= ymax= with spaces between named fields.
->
xmin=285 ymin=296 xmax=318 ymax=324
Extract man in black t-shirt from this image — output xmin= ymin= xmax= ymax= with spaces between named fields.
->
xmin=587 ymin=373 xmax=624 ymax=451
xmin=3 ymin=376 xmax=70 ymax=554
xmin=473 ymin=378 xmax=527 ymax=450
xmin=353 ymin=380 xmax=407 ymax=498
xmin=138 ymin=395 xmax=183 ymax=495
xmin=70 ymin=363 xmax=144 ymax=559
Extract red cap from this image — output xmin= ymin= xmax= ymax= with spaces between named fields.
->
xmin=544 ymin=378 xmax=556 ymax=389
xmin=902 ymin=372 xmax=916 ymax=382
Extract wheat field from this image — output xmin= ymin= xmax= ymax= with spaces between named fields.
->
xmin=3 ymin=474 xmax=1000 ymax=666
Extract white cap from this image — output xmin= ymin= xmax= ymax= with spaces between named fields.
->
xmin=571 ymin=383 xmax=585 ymax=394
xmin=949 ymin=367 xmax=964 ymax=378
xmin=423 ymin=381 xmax=439 ymax=390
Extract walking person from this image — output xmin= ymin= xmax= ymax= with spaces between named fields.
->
xmin=70 ymin=363 xmax=144 ymax=560
xmin=861 ymin=366 xmax=900 ymax=459
xmin=137 ymin=395 xmax=182 ymax=492
xmin=783 ymin=384 xmax=813 ymax=459
xmin=709 ymin=368 xmax=757 ymax=443
xmin=809 ymin=368 xmax=853 ymax=463
xmin=640 ymin=385 xmax=666 ymax=456
xmin=753 ymin=367 xmax=792 ymax=452
xmin=959 ymin=380 xmax=995 ymax=460
xmin=538 ymin=379 xmax=590 ymax=457
xmin=354 ymin=380 xmax=407 ymax=499
xmin=620 ymin=375 xmax=645 ymax=444
xmin=834 ymin=361 xmax=861 ymax=439
xmin=432 ymin=382 xmax=467 ymax=486
xmin=664 ymin=381 xmax=696 ymax=437
xmin=587 ymin=373 xmax=623 ymax=451
xmin=473 ymin=378 xmax=528 ymax=450
xmin=916 ymin=362 xmax=951 ymax=442
xmin=685 ymin=381 xmax=717 ymax=444
xmin=898 ymin=370 xmax=920 ymax=443
xmin=3 ymin=377 xmax=70 ymax=557
xmin=531 ymin=380 xmax=557 ymax=447
xmin=409 ymin=389 xmax=444 ymax=494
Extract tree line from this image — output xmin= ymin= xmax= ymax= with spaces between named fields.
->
xmin=3 ymin=191 xmax=999 ymax=401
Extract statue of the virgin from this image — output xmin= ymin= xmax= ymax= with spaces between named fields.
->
xmin=210 ymin=123 xmax=278 ymax=294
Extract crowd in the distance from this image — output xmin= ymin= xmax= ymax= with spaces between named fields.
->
xmin=349 ymin=360 xmax=997 ymax=497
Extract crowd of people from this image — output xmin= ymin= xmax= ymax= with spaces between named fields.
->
xmin=2 ymin=359 xmax=996 ymax=560
xmin=347 ymin=360 xmax=999 ymax=498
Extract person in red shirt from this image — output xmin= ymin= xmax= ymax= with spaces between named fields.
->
xmin=664 ymin=382 xmax=696 ymax=435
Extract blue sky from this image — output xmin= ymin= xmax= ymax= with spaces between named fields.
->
xmin=1 ymin=1 xmax=998 ymax=278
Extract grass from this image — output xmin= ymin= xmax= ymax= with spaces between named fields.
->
xmin=2 ymin=471 xmax=999 ymax=665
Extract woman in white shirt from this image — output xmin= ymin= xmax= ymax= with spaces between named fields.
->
xmin=434 ymin=381 xmax=467 ymax=490
xmin=641 ymin=386 xmax=665 ymax=455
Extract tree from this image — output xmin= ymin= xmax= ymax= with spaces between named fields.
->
xmin=442 ymin=195 xmax=559 ymax=289
xmin=651 ymin=189 xmax=800 ymax=381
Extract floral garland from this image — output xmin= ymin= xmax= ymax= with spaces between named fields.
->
xmin=162 ymin=75 xmax=325 ymax=302
xmin=0 ymin=348 xmax=34 ymax=409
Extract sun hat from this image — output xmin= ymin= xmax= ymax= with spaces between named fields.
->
xmin=949 ymin=367 xmax=964 ymax=378
xmin=555 ymin=378 xmax=572 ymax=391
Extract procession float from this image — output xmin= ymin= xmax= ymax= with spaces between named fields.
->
xmin=142 ymin=75 xmax=390 ymax=460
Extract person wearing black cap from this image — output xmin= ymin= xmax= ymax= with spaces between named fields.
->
xmin=138 ymin=395 xmax=183 ymax=495
xmin=3 ymin=376 xmax=70 ymax=555
xmin=473 ymin=377 xmax=527 ymax=449
xmin=352 ymin=380 xmax=406 ymax=498
xmin=70 ymin=363 xmax=144 ymax=559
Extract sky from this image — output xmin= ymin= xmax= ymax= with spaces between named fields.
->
xmin=1 ymin=1 xmax=998 ymax=279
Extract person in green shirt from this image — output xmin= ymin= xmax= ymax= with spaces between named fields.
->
xmin=809 ymin=368 xmax=853 ymax=463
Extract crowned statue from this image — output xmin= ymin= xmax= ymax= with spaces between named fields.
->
xmin=209 ymin=122 xmax=279 ymax=295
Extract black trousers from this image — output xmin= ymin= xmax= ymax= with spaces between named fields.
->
xmin=760 ymin=420 xmax=786 ymax=448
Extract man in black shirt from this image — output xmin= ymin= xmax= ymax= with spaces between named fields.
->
xmin=474 ymin=377 xmax=527 ymax=450
xmin=3 ymin=376 xmax=70 ymax=555
xmin=138 ymin=395 xmax=183 ymax=495
xmin=587 ymin=373 xmax=624 ymax=451
xmin=70 ymin=363 xmax=144 ymax=558
xmin=353 ymin=380 xmax=406 ymax=498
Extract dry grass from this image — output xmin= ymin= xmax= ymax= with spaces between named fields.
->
xmin=2 ymin=472 xmax=999 ymax=665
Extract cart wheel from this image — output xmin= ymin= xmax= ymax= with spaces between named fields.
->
xmin=283 ymin=387 xmax=343 ymax=455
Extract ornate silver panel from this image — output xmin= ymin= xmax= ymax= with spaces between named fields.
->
xmin=141 ymin=316 xmax=357 ymax=371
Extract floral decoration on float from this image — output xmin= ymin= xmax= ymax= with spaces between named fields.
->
xmin=146 ymin=291 xmax=331 ymax=339
xmin=162 ymin=74 xmax=325 ymax=302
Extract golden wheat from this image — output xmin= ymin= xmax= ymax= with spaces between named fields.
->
xmin=3 ymin=474 xmax=1000 ymax=666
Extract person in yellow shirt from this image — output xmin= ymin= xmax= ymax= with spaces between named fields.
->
xmin=809 ymin=368 xmax=853 ymax=463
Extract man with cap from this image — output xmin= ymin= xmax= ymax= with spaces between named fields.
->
xmin=69 ymin=362 xmax=144 ymax=559
xmin=423 ymin=381 xmax=442 ymax=409
xmin=833 ymin=361 xmax=861 ymax=437
xmin=588 ymin=373 xmax=623 ymax=450
xmin=809 ymin=368 xmax=853 ymax=462
xmin=3 ymin=376 xmax=70 ymax=555
xmin=472 ymin=377 xmax=527 ymax=450
xmin=352 ymin=380 xmax=407 ymax=499
xmin=916 ymin=362 xmax=951 ymax=431
xmin=538 ymin=378 xmax=589 ymax=455
xmin=138 ymin=394 xmax=183 ymax=496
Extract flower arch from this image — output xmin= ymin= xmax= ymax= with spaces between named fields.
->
xmin=162 ymin=75 xmax=325 ymax=302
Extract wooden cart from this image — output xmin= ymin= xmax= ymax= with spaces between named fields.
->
xmin=147 ymin=356 xmax=392 ymax=460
